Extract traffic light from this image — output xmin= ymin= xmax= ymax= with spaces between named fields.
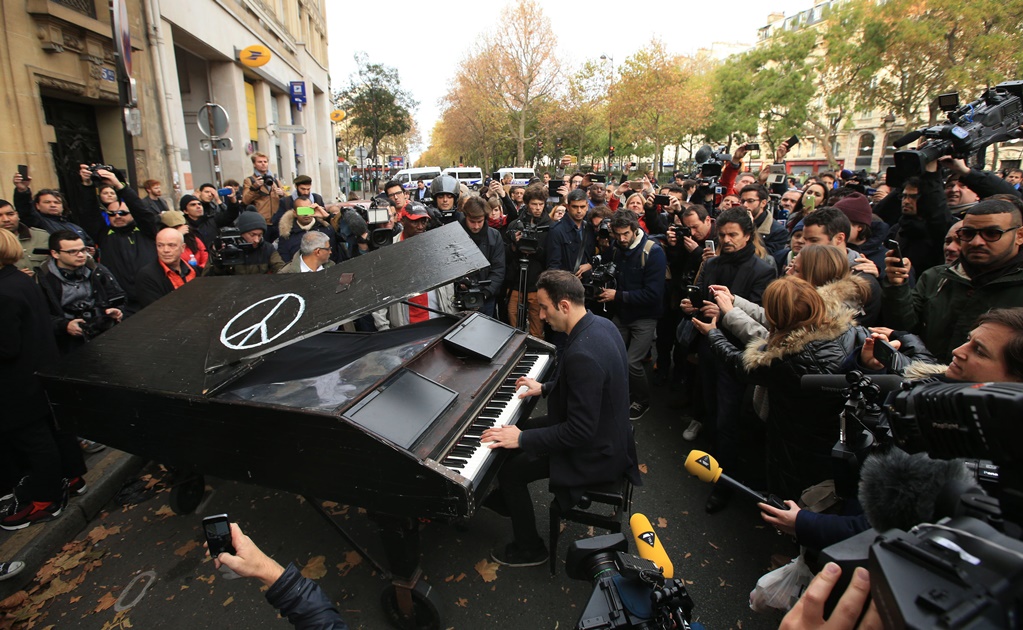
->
xmin=609 ymin=146 xmax=615 ymax=157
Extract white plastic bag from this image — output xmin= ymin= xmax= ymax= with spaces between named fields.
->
xmin=749 ymin=552 xmax=813 ymax=613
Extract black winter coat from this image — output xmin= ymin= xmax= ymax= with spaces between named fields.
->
xmin=266 ymin=563 xmax=347 ymax=629
xmin=707 ymin=303 xmax=865 ymax=498
xmin=0 ymin=265 xmax=60 ymax=428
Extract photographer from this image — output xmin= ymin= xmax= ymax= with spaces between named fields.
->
xmin=36 ymin=230 xmax=124 ymax=354
xmin=203 ymin=211 xmax=286 ymax=276
xmin=457 ymin=196 xmax=506 ymax=317
xmin=180 ymin=194 xmax=240 ymax=250
xmin=506 ymin=184 xmax=551 ymax=336
xmin=241 ymin=152 xmax=284 ymax=223
xmin=77 ymin=164 xmax=160 ymax=315
xmin=598 ymin=211 xmax=666 ymax=420
xmin=208 ymin=522 xmax=347 ymax=629
xmin=275 ymin=197 xmax=339 ymax=264
xmin=11 ymin=173 xmax=92 ymax=246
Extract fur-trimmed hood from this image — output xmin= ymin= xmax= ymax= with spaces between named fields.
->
xmin=815 ymin=276 xmax=866 ymax=318
xmin=902 ymin=360 xmax=948 ymax=380
xmin=278 ymin=210 xmax=330 ymax=239
xmin=741 ymin=301 xmax=858 ymax=370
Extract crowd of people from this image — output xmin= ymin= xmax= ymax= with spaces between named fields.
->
xmin=3 ymin=138 xmax=1023 ymax=625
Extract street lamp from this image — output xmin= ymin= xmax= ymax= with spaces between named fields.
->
xmin=600 ymin=53 xmax=614 ymax=175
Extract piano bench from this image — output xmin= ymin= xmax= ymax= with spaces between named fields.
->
xmin=548 ymin=478 xmax=634 ymax=575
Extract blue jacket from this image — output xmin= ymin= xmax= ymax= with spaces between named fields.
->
xmin=610 ymin=232 xmax=666 ymax=323
xmin=547 ymin=217 xmax=595 ymax=273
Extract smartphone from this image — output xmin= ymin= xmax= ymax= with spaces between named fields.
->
xmin=653 ymin=194 xmax=671 ymax=206
xmin=590 ymin=173 xmax=607 ymax=184
xmin=885 ymin=238 xmax=904 ymax=267
xmin=629 ymin=180 xmax=644 ymax=191
xmin=685 ymin=285 xmax=704 ymax=305
xmin=746 ymin=142 xmax=761 ymax=152
xmin=203 ymin=514 xmax=236 ymax=558
xmin=873 ymin=338 xmax=898 ymax=372
xmin=707 ymin=240 xmax=716 ymax=254
xmin=786 ymin=135 xmax=800 ymax=148
xmin=217 ymin=187 xmax=233 ymax=198
xmin=17 ymin=164 xmax=28 ymax=180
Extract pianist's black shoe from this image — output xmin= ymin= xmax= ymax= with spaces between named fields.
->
xmin=491 ymin=541 xmax=548 ymax=568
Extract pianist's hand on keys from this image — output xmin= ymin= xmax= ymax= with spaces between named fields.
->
xmin=481 ymin=424 xmax=521 ymax=449
xmin=514 ymin=376 xmax=542 ymax=398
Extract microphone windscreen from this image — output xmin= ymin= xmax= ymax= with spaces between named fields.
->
xmin=684 ymin=450 xmax=721 ymax=484
xmin=630 ymin=513 xmax=674 ymax=578
xmin=858 ymin=448 xmax=975 ymax=532
xmin=693 ymin=145 xmax=713 ymax=164
xmin=344 ymin=210 xmax=368 ymax=237
xmin=892 ymin=129 xmax=923 ymax=148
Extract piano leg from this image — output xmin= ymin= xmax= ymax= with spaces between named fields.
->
xmin=371 ymin=513 xmax=442 ymax=630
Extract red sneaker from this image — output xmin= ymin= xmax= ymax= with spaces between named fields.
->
xmin=68 ymin=477 xmax=88 ymax=497
xmin=1 ymin=501 xmax=63 ymax=530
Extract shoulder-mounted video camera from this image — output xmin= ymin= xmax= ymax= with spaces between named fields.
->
xmin=452 ymin=276 xmax=491 ymax=311
xmin=211 ymin=227 xmax=256 ymax=266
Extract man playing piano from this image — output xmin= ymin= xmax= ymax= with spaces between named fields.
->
xmin=482 ymin=270 xmax=641 ymax=567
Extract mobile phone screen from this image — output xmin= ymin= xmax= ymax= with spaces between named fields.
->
xmin=203 ymin=515 xmax=235 ymax=557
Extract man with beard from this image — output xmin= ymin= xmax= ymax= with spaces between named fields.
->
xmin=457 ymin=196 xmax=505 ymax=318
xmin=884 ymin=198 xmax=1023 ymax=362
xmin=506 ymin=184 xmax=551 ymax=336
xmin=0 ymin=199 xmax=48 ymax=274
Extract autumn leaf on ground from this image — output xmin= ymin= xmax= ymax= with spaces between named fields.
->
xmin=88 ymin=525 xmax=121 ymax=544
xmin=69 ymin=596 xmax=82 ymax=604
xmin=684 ymin=552 xmax=692 ymax=559
xmin=153 ymin=505 xmax=174 ymax=518
xmin=656 ymin=517 xmax=668 ymax=528
xmin=0 ymin=591 xmax=28 ymax=610
xmin=455 ymin=572 xmax=466 ymax=582
xmin=586 ymin=526 xmax=595 ymax=537
xmin=301 ymin=555 xmax=327 ymax=580
xmin=94 ymin=592 xmax=116 ymax=613
xmin=455 ymin=598 xmax=468 ymax=608
xmin=638 ymin=464 xmax=648 ymax=474
xmin=474 ymin=559 xmax=499 ymax=583
xmin=335 ymin=551 xmax=362 ymax=577
xmin=174 ymin=540 xmax=199 ymax=557
xmin=222 ymin=596 xmax=234 ymax=607
xmin=708 ymin=541 xmax=719 ymax=550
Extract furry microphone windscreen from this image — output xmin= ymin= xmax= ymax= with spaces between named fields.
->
xmin=345 ymin=210 xmax=368 ymax=237
xmin=858 ymin=448 xmax=976 ymax=533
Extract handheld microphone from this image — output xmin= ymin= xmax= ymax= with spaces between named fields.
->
xmin=629 ymin=513 xmax=674 ymax=578
xmin=684 ymin=450 xmax=787 ymax=510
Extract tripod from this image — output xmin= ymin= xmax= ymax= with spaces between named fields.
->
xmin=514 ymin=254 xmax=530 ymax=332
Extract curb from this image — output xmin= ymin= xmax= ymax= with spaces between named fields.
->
xmin=0 ymin=449 xmax=146 ymax=598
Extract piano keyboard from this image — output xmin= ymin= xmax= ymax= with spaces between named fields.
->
xmin=440 ymin=352 xmax=552 ymax=483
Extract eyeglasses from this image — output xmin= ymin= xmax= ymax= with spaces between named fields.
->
xmin=59 ymin=247 xmax=88 ymax=255
xmin=902 ymin=193 xmax=920 ymax=200
xmin=386 ymin=191 xmax=406 ymax=199
xmin=956 ymin=225 xmax=1022 ymax=243
xmin=107 ymin=210 xmax=130 ymax=217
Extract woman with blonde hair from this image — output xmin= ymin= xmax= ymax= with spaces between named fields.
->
xmin=695 ymin=275 xmax=862 ymax=498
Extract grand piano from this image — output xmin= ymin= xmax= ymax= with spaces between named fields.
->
xmin=38 ymin=224 xmax=555 ymax=629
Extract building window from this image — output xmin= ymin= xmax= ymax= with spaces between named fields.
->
xmin=856 ymin=133 xmax=875 ymax=168
xmin=53 ymin=0 xmax=97 ymax=18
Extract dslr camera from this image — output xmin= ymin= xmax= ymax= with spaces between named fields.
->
xmin=68 ymin=297 xmax=123 ymax=340
xmin=88 ymin=164 xmax=117 ymax=184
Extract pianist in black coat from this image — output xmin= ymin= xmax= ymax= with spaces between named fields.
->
xmin=482 ymin=270 xmax=641 ymax=567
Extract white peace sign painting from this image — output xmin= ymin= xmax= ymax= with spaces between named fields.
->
xmin=219 ymin=293 xmax=307 ymax=350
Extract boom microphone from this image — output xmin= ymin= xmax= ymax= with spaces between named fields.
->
xmin=891 ymin=129 xmax=924 ymax=148
xmin=857 ymin=447 xmax=979 ymax=532
xmin=629 ymin=513 xmax=674 ymax=579
xmin=684 ymin=450 xmax=787 ymax=510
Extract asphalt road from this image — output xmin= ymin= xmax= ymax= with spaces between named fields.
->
xmin=1 ymin=389 xmax=797 ymax=630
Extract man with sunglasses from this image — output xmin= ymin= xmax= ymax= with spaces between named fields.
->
xmin=883 ymin=198 xmax=1023 ymax=362
xmin=75 ymin=164 xmax=160 ymax=316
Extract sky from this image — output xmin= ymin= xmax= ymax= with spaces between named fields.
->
xmin=325 ymin=0 xmax=814 ymax=162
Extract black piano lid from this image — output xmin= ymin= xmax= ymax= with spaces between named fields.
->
xmin=38 ymin=223 xmax=489 ymax=397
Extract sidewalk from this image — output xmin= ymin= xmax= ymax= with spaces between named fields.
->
xmin=0 ymin=448 xmax=145 ymax=598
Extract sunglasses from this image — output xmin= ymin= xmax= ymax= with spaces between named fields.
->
xmin=107 ymin=210 xmax=130 ymax=217
xmin=956 ymin=225 xmax=1021 ymax=243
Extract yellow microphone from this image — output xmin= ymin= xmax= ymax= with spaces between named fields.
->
xmin=684 ymin=450 xmax=787 ymax=509
xmin=629 ymin=513 xmax=674 ymax=578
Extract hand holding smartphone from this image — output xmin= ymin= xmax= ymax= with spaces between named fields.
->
xmin=884 ymin=238 xmax=904 ymax=267
xmin=872 ymin=337 xmax=898 ymax=372
xmin=203 ymin=514 xmax=236 ymax=558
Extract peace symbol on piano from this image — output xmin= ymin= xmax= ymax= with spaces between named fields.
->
xmin=219 ymin=293 xmax=306 ymax=350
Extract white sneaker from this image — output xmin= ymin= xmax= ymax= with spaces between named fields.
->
xmin=683 ymin=420 xmax=702 ymax=441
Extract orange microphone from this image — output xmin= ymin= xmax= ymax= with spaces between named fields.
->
xmin=629 ymin=513 xmax=674 ymax=578
xmin=684 ymin=450 xmax=787 ymax=509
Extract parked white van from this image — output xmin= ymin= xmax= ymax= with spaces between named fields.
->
xmin=495 ymin=167 xmax=535 ymax=187
xmin=393 ymin=166 xmax=442 ymax=191
xmin=442 ymin=167 xmax=485 ymax=190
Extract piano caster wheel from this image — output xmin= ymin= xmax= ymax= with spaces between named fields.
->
xmin=169 ymin=474 xmax=206 ymax=515
xmin=380 ymin=581 xmax=441 ymax=630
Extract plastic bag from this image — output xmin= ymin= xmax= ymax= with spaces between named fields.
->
xmin=749 ymin=552 xmax=813 ymax=613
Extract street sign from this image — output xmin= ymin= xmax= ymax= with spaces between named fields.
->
xmin=124 ymin=107 xmax=142 ymax=137
xmin=290 ymin=81 xmax=306 ymax=110
xmin=330 ymin=110 xmax=346 ymax=122
xmin=354 ymin=147 xmax=368 ymax=160
xmin=239 ymin=45 xmax=272 ymax=68
xmin=197 ymin=103 xmax=230 ymax=137
xmin=199 ymin=138 xmax=234 ymax=151
xmin=276 ymin=125 xmax=306 ymax=135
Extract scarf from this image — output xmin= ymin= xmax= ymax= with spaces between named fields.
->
xmin=488 ymin=215 xmax=507 ymax=230
xmin=958 ymin=248 xmax=1023 ymax=288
